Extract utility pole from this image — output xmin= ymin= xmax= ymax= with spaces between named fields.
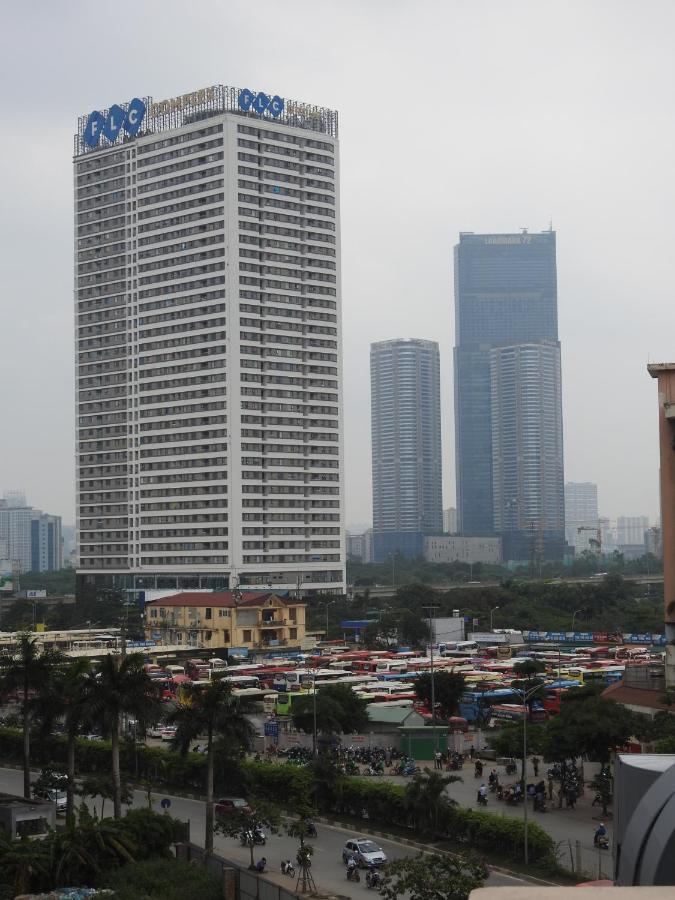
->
xmin=423 ymin=605 xmax=439 ymax=752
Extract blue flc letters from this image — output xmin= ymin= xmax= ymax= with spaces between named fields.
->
xmin=83 ymin=98 xmax=147 ymax=148
xmin=238 ymin=88 xmax=284 ymax=118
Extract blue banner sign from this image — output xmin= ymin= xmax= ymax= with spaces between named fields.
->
xmin=238 ymin=88 xmax=284 ymax=118
xmin=524 ymin=630 xmax=666 ymax=646
xmin=83 ymin=98 xmax=146 ymax=148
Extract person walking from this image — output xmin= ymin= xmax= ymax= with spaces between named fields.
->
xmin=547 ymin=774 xmax=554 ymax=801
xmin=532 ymin=756 xmax=540 ymax=777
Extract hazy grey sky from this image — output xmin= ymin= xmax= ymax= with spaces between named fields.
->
xmin=1 ymin=0 xmax=672 ymax=528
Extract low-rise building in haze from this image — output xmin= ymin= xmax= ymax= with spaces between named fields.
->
xmin=443 ymin=507 xmax=457 ymax=534
xmin=423 ymin=535 xmax=502 ymax=565
xmin=346 ymin=530 xmax=373 ymax=563
xmin=144 ymin=591 xmax=306 ymax=651
xmin=617 ymin=515 xmax=650 ymax=546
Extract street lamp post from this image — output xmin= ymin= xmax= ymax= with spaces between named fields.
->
xmin=572 ymin=609 xmax=583 ymax=630
xmin=325 ymin=600 xmax=336 ymax=640
xmin=312 ymin=667 xmax=318 ymax=758
xmin=512 ymin=684 xmax=543 ymax=867
xmin=490 ymin=606 xmax=500 ymax=631
xmin=389 ymin=553 xmax=396 ymax=590
xmin=423 ymin=606 xmax=439 ymax=753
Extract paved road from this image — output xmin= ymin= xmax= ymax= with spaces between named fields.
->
xmin=0 ymin=767 xmax=527 ymax=896
xmin=387 ymin=759 xmax=613 ymax=880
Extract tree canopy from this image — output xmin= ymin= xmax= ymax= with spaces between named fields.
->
xmin=291 ymin=683 xmax=369 ymax=735
xmin=414 ymin=671 xmax=465 ymax=720
xmin=378 ymin=852 xmax=487 ymax=900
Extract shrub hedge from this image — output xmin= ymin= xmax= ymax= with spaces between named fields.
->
xmin=0 ymin=727 xmax=554 ymax=863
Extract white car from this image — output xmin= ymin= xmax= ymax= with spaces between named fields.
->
xmin=342 ymin=838 xmax=388 ymax=868
xmin=160 ymin=725 xmax=178 ymax=741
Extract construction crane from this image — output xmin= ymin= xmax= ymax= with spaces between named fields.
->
xmin=577 ymin=525 xmax=602 ymax=557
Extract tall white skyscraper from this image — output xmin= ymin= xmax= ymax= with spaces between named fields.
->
xmin=74 ymin=85 xmax=344 ymax=600
xmin=370 ymin=339 xmax=443 ymax=561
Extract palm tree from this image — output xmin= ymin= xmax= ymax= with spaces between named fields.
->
xmin=0 ymin=634 xmax=63 ymax=798
xmin=83 ymin=654 xmax=161 ymax=819
xmin=166 ymin=678 xmax=254 ymax=856
xmin=404 ymin=767 xmax=461 ymax=833
xmin=32 ymin=658 xmax=92 ymax=827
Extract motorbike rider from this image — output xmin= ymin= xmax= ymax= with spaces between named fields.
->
xmin=477 ymin=783 xmax=488 ymax=804
xmin=366 ymin=864 xmax=380 ymax=887
xmin=346 ymin=856 xmax=358 ymax=878
xmin=594 ymin=823 xmax=608 ymax=847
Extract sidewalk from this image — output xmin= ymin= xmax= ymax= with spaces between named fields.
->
xmin=390 ymin=758 xmax=613 ymax=879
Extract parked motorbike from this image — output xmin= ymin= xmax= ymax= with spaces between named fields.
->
xmin=281 ymin=859 xmax=295 ymax=877
xmin=241 ymin=826 xmax=266 ymax=846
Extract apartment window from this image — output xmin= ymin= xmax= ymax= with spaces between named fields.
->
xmin=222 ymin=629 xmax=230 ymax=643
xmin=289 ymin=608 xmax=297 ymax=622
xmin=218 ymin=609 xmax=230 ymax=618
xmin=243 ymin=629 xmax=252 ymax=643
xmin=290 ymin=628 xmax=297 ymax=640
xmin=205 ymin=631 xmax=212 ymax=641
xmin=205 ymin=607 xmax=212 ymax=620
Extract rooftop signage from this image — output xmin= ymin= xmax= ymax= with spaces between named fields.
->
xmin=82 ymin=98 xmax=146 ymax=148
xmin=75 ymin=84 xmax=338 ymax=157
xmin=238 ymin=88 xmax=284 ymax=118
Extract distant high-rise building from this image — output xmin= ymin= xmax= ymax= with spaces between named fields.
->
xmin=453 ymin=230 xmax=564 ymax=560
xmin=31 ymin=513 xmax=63 ymax=572
xmin=346 ymin=529 xmax=373 ymax=563
xmin=617 ymin=516 xmax=650 ymax=546
xmin=565 ymin=482 xmax=599 ymax=548
xmin=371 ymin=339 xmax=443 ymax=561
xmin=73 ymin=85 xmax=344 ymax=600
xmin=490 ymin=340 xmax=565 ymax=559
xmin=0 ymin=499 xmax=62 ymax=573
xmin=3 ymin=490 xmax=26 ymax=509
xmin=443 ymin=507 xmax=457 ymax=534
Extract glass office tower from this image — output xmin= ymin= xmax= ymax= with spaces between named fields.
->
xmin=371 ymin=339 xmax=443 ymax=561
xmin=453 ymin=231 xmax=564 ymax=560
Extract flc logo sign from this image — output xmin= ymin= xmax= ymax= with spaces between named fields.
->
xmin=83 ymin=98 xmax=146 ymax=148
xmin=238 ymin=88 xmax=284 ymax=118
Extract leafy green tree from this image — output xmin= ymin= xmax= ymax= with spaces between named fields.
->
xmin=489 ymin=723 xmax=545 ymax=787
xmin=291 ymin=683 xmax=369 ymax=736
xmin=0 ymin=634 xmax=64 ymax=798
xmin=364 ymin=607 xmax=430 ymax=648
xmin=104 ymin=857 xmax=223 ymax=900
xmin=216 ymin=797 xmax=280 ymax=869
xmin=404 ymin=767 xmax=460 ymax=833
xmin=414 ymin=671 xmax=465 ymax=720
xmin=0 ymin=835 xmax=51 ymax=897
xmin=378 ymin=851 xmax=487 ymax=900
xmin=166 ymin=678 xmax=254 ymax=857
xmin=548 ymin=695 xmax=636 ymax=765
xmin=78 ymin=774 xmax=133 ymax=819
xmin=83 ymin=654 xmax=161 ymax=819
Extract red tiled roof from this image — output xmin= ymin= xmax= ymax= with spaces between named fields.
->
xmin=145 ymin=591 xmax=295 ymax=609
xmin=602 ymin=680 xmax=670 ymax=711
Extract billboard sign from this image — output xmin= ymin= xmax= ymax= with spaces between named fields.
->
xmin=25 ymin=590 xmax=47 ymax=599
